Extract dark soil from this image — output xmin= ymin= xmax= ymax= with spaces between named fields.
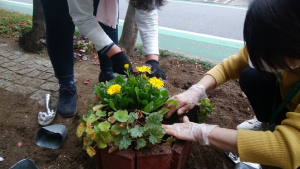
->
xmin=0 ymin=37 xmax=277 ymax=169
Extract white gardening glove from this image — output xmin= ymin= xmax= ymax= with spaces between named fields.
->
xmin=162 ymin=116 xmax=218 ymax=145
xmin=165 ymin=83 xmax=207 ymax=119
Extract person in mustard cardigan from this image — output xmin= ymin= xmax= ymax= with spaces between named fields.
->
xmin=162 ymin=0 xmax=300 ymax=168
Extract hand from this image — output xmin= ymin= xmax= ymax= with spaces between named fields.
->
xmin=110 ymin=51 xmax=133 ymax=75
xmin=145 ymin=60 xmax=166 ymax=80
xmin=162 ymin=116 xmax=218 ymax=145
xmin=164 ymin=83 xmax=207 ymax=119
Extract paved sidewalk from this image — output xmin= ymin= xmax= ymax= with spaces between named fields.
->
xmin=0 ymin=43 xmax=60 ymax=106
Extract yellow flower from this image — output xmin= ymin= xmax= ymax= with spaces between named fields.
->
xmin=136 ymin=65 xmax=151 ymax=73
xmin=124 ymin=64 xmax=129 ymax=69
xmin=148 ymin=77 xmax=164 ymax=89
xmin=142 ymin=74 xmax=147 ymax=79
xmin=107 ymin=84 xmax=121 ymax=95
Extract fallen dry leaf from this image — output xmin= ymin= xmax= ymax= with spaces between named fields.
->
xmin=83 ymin=79 xmax=90 ymax=84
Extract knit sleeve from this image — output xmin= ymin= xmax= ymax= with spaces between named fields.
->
xmin=135 ymin=8 xmax=159 ymax=55
xmin=67 ymin=0 xmax=113 ymax=51
xmin=205 ymin=46 xmax=249 ymax=88
xmin=237 ymin=112 xmax=300 ymax=169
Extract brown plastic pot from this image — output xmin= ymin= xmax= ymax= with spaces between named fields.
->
xmin=95 ymin=140 xmax=193 ymax=169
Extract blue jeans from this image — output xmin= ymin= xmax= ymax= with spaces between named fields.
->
xmin=41 ymin=0 xmax=118 ymax=84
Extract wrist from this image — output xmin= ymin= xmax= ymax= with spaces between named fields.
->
xmin=146 ymin=54 xmax=159 ymax=61
xmin=189 ymin=84 xmax=207 ymax=101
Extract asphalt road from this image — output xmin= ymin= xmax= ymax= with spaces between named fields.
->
xmin=1 ymin=0 xmax=248 ymax=62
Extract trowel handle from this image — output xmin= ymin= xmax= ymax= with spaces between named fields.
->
xmin=45 ymin=94 xmax=51 ymax=113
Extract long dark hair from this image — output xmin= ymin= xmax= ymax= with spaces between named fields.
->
xmin=243 ymin=0 xmax=300 ymax=73
xmin=130 ymin=0 xmax=166 ymax=11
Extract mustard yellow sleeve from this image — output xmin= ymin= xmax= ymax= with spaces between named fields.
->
xmin=206 ymin=46 xmax=249 ymax=88
xmin=237 ymin=112 xmax=300 ymax=169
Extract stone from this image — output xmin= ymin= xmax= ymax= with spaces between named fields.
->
xmin=1 ymin=71 xmax=17 ymax=81
xmin=0 ymin=67 xmax=7 ymax=73
xmin=15 ymin=77 xmax=34 ymax=85
xmin=25 ymin=78 xmax=45 ymax=88
xmin=43 ymin=62 xmax=52 ymax=68
xmin=39 ymin=82 xmax=58 ymax=91
xmin=7 ymin=55 xmax=19 ymax=60
xmin=26 ymin=70 xmax=42 ymax=78
xmin=0 ymin=56 xmax=10 ymax=63
xmin=0 ymin=79 xmax=12 ymax=88
xmin=36 ymin=66 xmax=49 ymax=72
xmin=5 ymin=84 xmax=36 ymax=95
xmin=7 ymin=64 xmax=28 ymax=71
xmin=37 ymin=72 xmax=54 ymax=80
xmin=16 ymin=68 xmax=35 ymax=75
xmin=1 ymin=62 xmax=17 ymax=68
xmin=35 ymin=60 xmax=49 ymax=65
xmin=20 ymin=60 xmax=35 ymax=65
xmin=29 ymin=90 xmax=49 ymax=100
xmin=13 ymin=55 xmax=29 ymax=62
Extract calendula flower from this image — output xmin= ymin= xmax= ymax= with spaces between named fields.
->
xmin=107 ymin=84 xmax=121 ymax=95
xmin=148 ymin=77 xmax=164 ymax=89
xmin=124 ymin=64 xmax=129 ymax=69
xmin=142 ymin=74 xmax=147 ymax=79
xmin=136 ymin=65 xmax=151 ymax=73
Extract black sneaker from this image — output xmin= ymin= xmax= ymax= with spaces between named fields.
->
xmin=57 ymin=84 xmax=77 ymax=117
xmin=99 ymin=71 xmax=115 ymax=82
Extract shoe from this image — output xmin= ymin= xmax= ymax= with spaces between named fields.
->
xmin=99 ymin=71 xmax=115 ymax=82
xmin=57 ymin=84 xmax=77 ymax=117
xmin=236 ymin=116 xmax=264 ymax=131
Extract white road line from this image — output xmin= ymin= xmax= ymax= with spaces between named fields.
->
xmin=119 ymin=19 xmax=243 ymax=44
xmin=0 ymin=0 xmax=32 ymax=6
xmin=166 ymin=0 xmax=248 ymax=10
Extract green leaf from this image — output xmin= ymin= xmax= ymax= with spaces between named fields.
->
xmin=96 ymin=133 xmax=107 ymax=149
xmin=135 ymin=87 xmax=140 ymax=101
xmin=149 ymin=135 xmax=160 ymax=144
xmin=146 ymin=112 xmax=163 ymax=125
xmin=129 ymin=76 xmax=137 ymax=86
xmin=144 ymin=101 xmax=154 ymax=113
xmin=164 ymin=99 xmax=178 ymax=106
xmin=88 ymin=114 xmax=99 ymax=123
xmin=163 ymin=136 xmax=176 ymax=146
xmin=128 ymin=112 xmax=138 ymax=123
xmin=120 ymin=97 xmax=131 ymax=109
xmin=109 ymin=100 xmax=117 ymax=111
xmin=103 ymin=131 xmax=114 ymax=142
xmin=98 ymin=121 xmax=111 ymax=132
xmin=137 ymin=138 xmax=146 ymax=149
xmin=115 ymin=75 xmax=125 ymax=84
xmin=93 ymin=122 xmax=100 ymax=133
xmin=149 ymin=125 xmax=165 ymax=139
xmin=108 ymin=116 xmax=115 ymax=123
xmin=129 ymin=126 xmax=144 ymax=138
xmin=119 ymin=135 xmax=132 ymax=150
xmin=160 ymin=90 xmax=169 ymax=100
xmin=114 ymin=134 xmax=122 ymax=146
xmin=95 ymin=84 xmax=105 ymax=100
xmin=113 ymin=110 xmax=129 ymax=122
xmin=96 ymin=110 xmax=107 ymax=117
xmin=111 ymin=124 xmax=122 ymax=134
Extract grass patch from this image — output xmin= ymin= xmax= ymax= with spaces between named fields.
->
xmin=0 ymin=8 xmax=32 ymax=38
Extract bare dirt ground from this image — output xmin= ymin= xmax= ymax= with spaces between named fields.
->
xmin=0 ymin=37 xmax=277 ymax=169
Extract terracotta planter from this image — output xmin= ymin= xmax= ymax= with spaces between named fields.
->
xmin=95 ymin=140 xmax=193 ymax=169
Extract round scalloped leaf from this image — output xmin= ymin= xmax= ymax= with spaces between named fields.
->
xmin=96 ymin=110 xmax=107 ymax=117
xmin=137 ymin=138 xmax=146 ymax=149
xmin=128 ymin=112 xmax=138 ymax=123
xmin=76 ymin=122 xmax=86 ymax=138
xmin=98 ymin=121 xmax=111 ymax=132
xmin=129 ymin=125 xmax=144 ymax=138
xmin=119 ymin=134 xmax=132 ymax=150
xmin=103 ymin=131 xmax=114 ymax=143
xmin=86 ymin=146 xmax=96 ymax=157
xmin=108 ymin=116 xmax=115 ymax=123
xmin=113 ymin=110 xmax=129 ymax=122
xmin=111 ymin=124 xmax=122 ymax=134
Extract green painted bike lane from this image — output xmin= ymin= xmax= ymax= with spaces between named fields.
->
xmin=1 ymin=0 xmax=244 ymax=62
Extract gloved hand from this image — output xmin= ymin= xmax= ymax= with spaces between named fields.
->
xmin=145 ymin=60 xmax=166 ymax=80
xmin=164 ymin=83 xmax=207 ymax=119
xmin=110 ymin=51 xmax=133 ymax=75
xmin=162 ymin=116 xmax=218 ymax=145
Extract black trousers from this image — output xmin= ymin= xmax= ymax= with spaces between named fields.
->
xmin=239 ymin=67 xmax=288 ymax=125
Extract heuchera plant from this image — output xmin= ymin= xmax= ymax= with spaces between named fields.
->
xmin=77 ymin=64 xmax=177 ymax=157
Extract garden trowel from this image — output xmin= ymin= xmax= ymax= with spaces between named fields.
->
xmin=38 ymin=94 xmax=56 ymax=126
